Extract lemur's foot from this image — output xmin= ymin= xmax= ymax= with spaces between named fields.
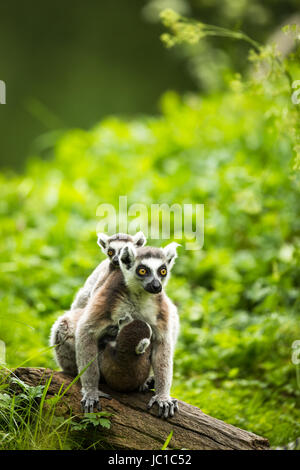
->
xmin=147 ymin=394 xmax=179 ymax=419
xmin=118 ymin=312 xmax=133 ymax=329
xmin=139 ymin=375 xmax=155 ymax=392
xmin=55 ymin=318 xmax=73 ymax=346
xmin=81 ymin=390 xmax=112 ymax=414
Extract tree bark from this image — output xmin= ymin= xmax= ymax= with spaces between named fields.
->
xmin=8 ymin=367 xmax=270 ymax=450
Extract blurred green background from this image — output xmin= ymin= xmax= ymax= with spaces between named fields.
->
xmin=0 ymin=0 xmax=299 ymax=168
xmin=0 ymin=0 xmax=195 ymax=168
xmin=0 ymin=0 xmax=300 ymax=450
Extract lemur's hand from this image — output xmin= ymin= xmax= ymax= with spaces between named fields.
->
xmin=147 ymin=394 xmax=179 ymax=418
xmin=81 ymin=389 xmax=112 ymax=413
xmin=118 ymin=312 xmax=133 ymax=328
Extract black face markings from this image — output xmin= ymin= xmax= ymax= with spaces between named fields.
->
xmin=158 ymin=264 xmax=167 ymax=277
xmin=122 ymin=254 xmax=132 ymax=269
xmin=136 ymin=264 xmax=150 ymax=277
xmin=120 ymin=246 xmax=134 ymax=270
xmin=107 ymin=248 xmax=115 ymax=257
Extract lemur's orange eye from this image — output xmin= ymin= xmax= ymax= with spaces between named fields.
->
xmin=108 ymin=250 xmax=113 ymax=256
xmin=138 ymin=268 xmax=147 ymax=276
xmin=160 ymin=268 xmax=167 ymax=276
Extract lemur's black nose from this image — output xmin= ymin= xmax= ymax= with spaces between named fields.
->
xmin=145 ymin=279 xmax=162 ymax=294
xmin=112 ymin=256 xmax=119 ymax=266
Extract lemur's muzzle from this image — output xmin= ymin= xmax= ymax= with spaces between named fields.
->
xmin=145 ymin=279 xmax=162 ymax=294
xmin=112 ymin=256 xmax=119 ymax=267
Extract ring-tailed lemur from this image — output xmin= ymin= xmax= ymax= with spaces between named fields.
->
xmin=71 ymin=231 xmax=146 ymax=310
xmin=75 ymin=242 xmax=180 ymax=418
xmin=99 ymin=313 xmax=152 ymax=392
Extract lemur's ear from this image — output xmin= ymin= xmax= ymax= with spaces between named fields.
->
xmin=120 ymin=244 xmax=137 ymax=270
xmin=132 ymin=231 xmax=146 ymax=247
xmin=97 ymin=233 xmax=109 ymax=250
xmin=163 ymin=242 xmax=180 ymax=267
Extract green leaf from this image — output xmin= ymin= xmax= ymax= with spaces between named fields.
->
xmin=161 ymin=430 xmax=173 ymax=450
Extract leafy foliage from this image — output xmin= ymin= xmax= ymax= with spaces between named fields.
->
xmin=69 ymin=412 xmax=112 ymax=431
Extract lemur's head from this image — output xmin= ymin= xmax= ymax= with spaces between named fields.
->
xmin=119 ymin=243 xmax=180 ymax=294
xmin=97 ymin=232 xmax=146 ymax=268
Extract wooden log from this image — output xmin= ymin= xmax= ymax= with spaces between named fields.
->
xmin=7 ymin=367 xmax=270 ymax=450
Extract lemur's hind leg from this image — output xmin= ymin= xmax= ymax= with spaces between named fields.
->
xmin=50 ymin=311 xmax=80 ymax=377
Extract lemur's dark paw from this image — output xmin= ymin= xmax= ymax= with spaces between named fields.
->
xmin=139 ymin=376 xmax=155 ymax=392
xmin=105 ymin=324 xmax=119 ymax=338
xmin=81 ymin=390 xmax=111 ymax=413
xmin=147 ymin=395 xmax=179 ymax=419
xmin=81 ymin=396 xmax=101 ymax=414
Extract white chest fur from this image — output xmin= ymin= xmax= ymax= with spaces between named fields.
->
xmin=112 ymin=293 xmax=158 ymax=328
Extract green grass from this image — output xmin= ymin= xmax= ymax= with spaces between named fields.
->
xmin=0 ymin=366 xmax=112 ymax=450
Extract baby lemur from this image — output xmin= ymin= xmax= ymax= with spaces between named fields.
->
xmin=76 ymin=242 xmax=180 ymax=418
xmin=99 ymin=313 xmax=152 ymax=392
xmin=71 ymin=231 xmax=146 ymax=310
